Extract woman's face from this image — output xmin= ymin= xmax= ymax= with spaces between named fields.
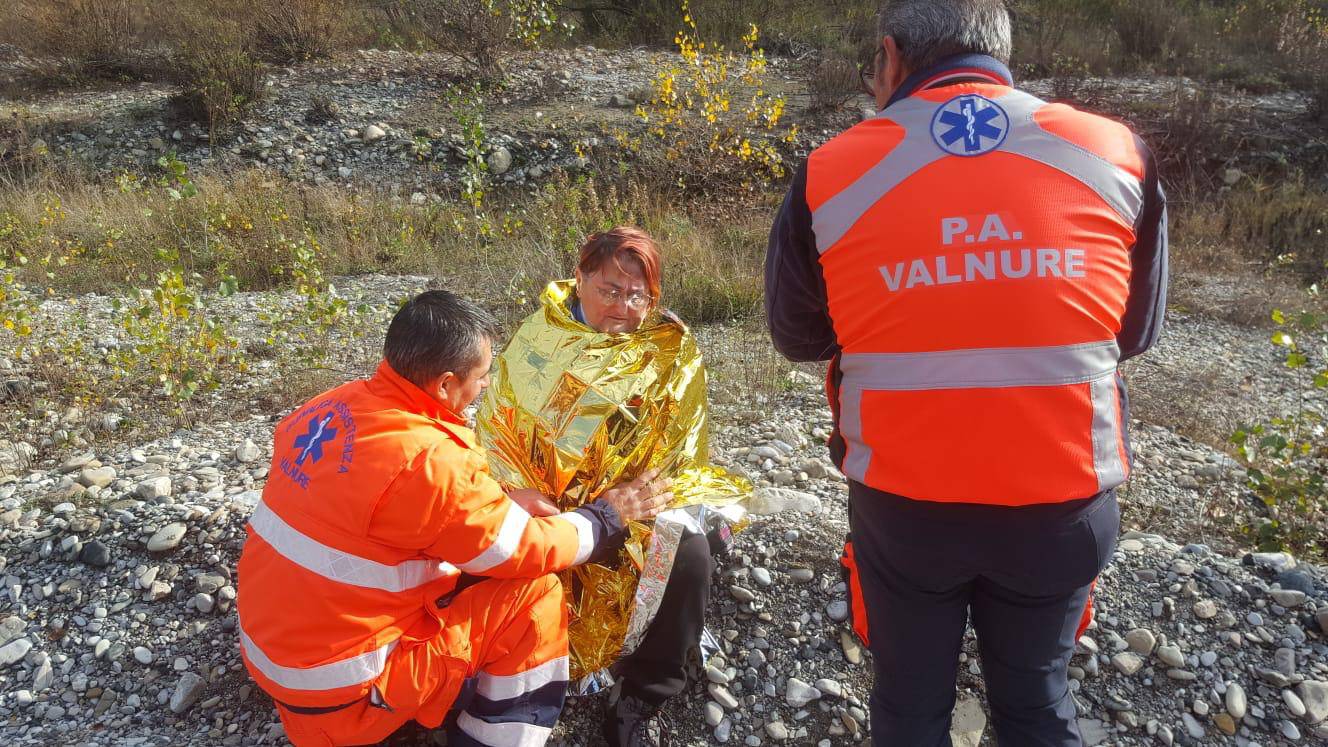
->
xmin=576 ymin=258 xmax=653 ymax=334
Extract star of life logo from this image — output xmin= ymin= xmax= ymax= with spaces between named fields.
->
xmin=279 ymin=400 xmax=357 ymax=490
xmin=930 ymin=94 xmax=1009 ymax=156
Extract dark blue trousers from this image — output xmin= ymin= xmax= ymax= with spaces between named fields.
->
xmin=846 ymin=483 xmax=1119 ymax=747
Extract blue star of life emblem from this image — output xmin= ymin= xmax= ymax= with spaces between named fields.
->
xmin=930 ymin=94 xmax=1009 ymax=157
xmin=293 ymin=412 xmax=338 ymax=466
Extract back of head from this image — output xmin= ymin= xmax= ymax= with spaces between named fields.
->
xmin=384 ymin=290 xmax=499 ymax=388
xmin=878 ymin=0 xmax=1012 ymax=73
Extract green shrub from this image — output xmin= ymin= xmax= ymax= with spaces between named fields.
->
xmin=1231 ymin=304 xmax=1328 ymax=559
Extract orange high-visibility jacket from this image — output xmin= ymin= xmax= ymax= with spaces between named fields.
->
xmin=805 ymin=81 xmax=1155 ymax=505
xmin=237 ymin=361 xmax=621 ymax=709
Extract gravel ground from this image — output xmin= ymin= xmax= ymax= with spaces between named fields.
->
xmin=1 ymin=276 xmax=1327 ymax=746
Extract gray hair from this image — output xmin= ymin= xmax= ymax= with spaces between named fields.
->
xmin=877 ymin=0 xmax=1012 ymax=72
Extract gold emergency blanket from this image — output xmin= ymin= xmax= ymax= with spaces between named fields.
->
xmin=475 ymin=279 xmax=750 ymax=680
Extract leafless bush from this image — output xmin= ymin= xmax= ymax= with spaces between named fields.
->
xmin=252 ymin=0 xmax=350 ymax=63
xmin=379 ymin=0 xmax=560 ymax=81
xmin=807 ymin=55 xmax=862 ymax=112
xmin=17 ymin=0 xmax=158 ymax=79
xmin=168 ymin=46 xmax=267 ymax=140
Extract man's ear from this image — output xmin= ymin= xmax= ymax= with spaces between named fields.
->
xmin=882 ymin=36 xmax=908 ymax=90
xmin=432 ymin=371 xmax=456 ymax=397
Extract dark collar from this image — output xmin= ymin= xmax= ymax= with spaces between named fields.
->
xmin=883 ymin=53 xmax=1014 ymax=110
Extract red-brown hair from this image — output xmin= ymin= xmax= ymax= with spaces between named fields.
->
xmin=577 ymin=226 xmax=662 ymax=302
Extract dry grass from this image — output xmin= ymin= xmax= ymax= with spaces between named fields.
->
xmin=0 ymin=167 xmax=771 ymax=326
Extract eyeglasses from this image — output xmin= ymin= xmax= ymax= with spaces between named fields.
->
xmin=587 ymin=280 xmax=654 ymax=310
xmin=859 ymin=48 xmax=882 ymax=97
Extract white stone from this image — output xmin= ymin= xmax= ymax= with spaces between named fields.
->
xmin=1271 ymin=588 xmax=1308 ymax=608
xmin=133 ymin=646 xmax=153 ymax=665
xmin=147 ymin=523 xmax=187 ymax=552
xmin=1157 ymin=645 xmax=1185 ymax=668
xmin=362 ymin=125 xmax=387 ymax=143
xmin=1125 ymin=628 xmax=1156 ymax=655
xmin=1111 ymin=652 xmax=1143 ymax=675
xmin=168 ymin=672 xmax=205 ymax=714
xmin=136 ymin=476 xmax=172 ymax=501
xmin=1226 ymin=682 xmax=1247 ymax=719
xmin=235 ymin=439 xmax=262 ymax=463
xmin=708 ymin=684 xmax=738 ymax=709
xmin=0 ymin=638 xmax=32 ymax=666
xmin=951 ymin=696 xmax=988 ymax=747
xmin=785 ymin=677 xmax=821 ymax=708
xmin=78 ymin=466 xmax=116 ymax=488
xmin=487 ymin=147 xmax=512 ymax=175
xmin=1297 ymin=680 xmax=1328 ymax=724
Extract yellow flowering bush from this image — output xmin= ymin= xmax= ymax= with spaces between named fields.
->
xmin=629 ymin=0 xmax=797 ymax=191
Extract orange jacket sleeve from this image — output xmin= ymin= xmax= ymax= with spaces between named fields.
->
xmin=369 ymin=443 xmax=623 ymax=578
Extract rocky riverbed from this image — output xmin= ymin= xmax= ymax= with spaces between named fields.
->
xmin=3 ymin=38 xmax=1328 ymax=747
xmin=0 ymin=273 xmax=1326 ymax=746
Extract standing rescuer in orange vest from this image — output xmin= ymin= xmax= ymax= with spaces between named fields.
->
xmin=235 ymin=290 xmax=672 ymax=746
xmin=765 ymin=2 xmax=1167 ymax=745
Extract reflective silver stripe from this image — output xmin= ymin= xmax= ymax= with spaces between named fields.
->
xmin=248 ymin=501 xmax=457 ymax=592
xmin=836 ymin=342 xmax=1123 ymax=486
xmin=238 ymin=620 xmax=394 ymax=691
xmin=475 ymin=656 xmax=569 ymax=702
xmin=838 ymin=385 xmax=871 ymax=484
xmin=812 ymin=98 xmax=944 ymax=254
xmin=839 ymin=341 xmax=1120 ymax=391
xmin=457 ymin=501 xmax=531 ymax=574
xmin=996 ymin=90 xmax=1145 ymax=226
xmin=1090 ymin=373 xmax=1128 ymax=491
xmin=457 ymin=712 xmax=552 ymax=746
xmin=559 ymin=512 xmax=595 ymax=566
xmin=811 ymin=90 xmax=1146 ymax=254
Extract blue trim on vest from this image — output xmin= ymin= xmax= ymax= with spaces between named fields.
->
xmin=884 ymin=53 xmax=1014 ymax=110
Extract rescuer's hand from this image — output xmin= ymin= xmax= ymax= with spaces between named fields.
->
xmin=507 ymin=488 xmax=560 ymax=517
xmin=598 ymin=468 xmax=673 ymax=522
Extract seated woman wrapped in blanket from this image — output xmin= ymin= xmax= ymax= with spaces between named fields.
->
xmin=474 ymin=226 xmax=750 ymax=746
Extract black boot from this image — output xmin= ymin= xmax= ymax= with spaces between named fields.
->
xmin=602 ymin=683 xmax=670 ymax=747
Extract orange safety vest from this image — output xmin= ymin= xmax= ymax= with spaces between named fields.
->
xmin=237 ymin=361 xmax=597 ymax=709
xmin=808 ymin=83 xmax=1146 ymax=505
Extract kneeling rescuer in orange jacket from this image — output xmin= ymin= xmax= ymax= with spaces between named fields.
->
xmin=236 ymin=290 xmax=671 ymax=746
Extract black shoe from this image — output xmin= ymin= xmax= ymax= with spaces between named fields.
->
xmin=602 ymin=685 xmax=671 ymax=747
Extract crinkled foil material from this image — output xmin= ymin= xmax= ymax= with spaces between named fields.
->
xmin=475 ymin=279 xmax=751 ymax=680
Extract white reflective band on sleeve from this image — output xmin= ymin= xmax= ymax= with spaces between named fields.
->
xmin=247 ymin=501 xmax=458 ymax=592
xmin=839 ymin=341 xmax=1119 ymax=391
xmin=457 ymin=713 xmax=553 ymax=747
xmin=559 ymin=511 xmax=595 ymax=566
xmin=457 ymin=501 xmax=532 ymax=574
xmin=475 ymin=656 xmax=570 ymax=702
xmin=238 ymin=620 xmax=394 ymax=692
